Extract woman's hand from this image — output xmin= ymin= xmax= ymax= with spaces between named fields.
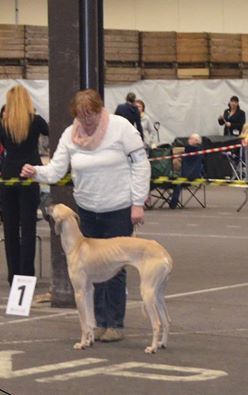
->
xmin=20 ymin=164 xmax=36 ymax=178
xmin=225 ymin=121 xmax=231 ymax=128
xmin=131 ymin=205 xmax=144 ymax=225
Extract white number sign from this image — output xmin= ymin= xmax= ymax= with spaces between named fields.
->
xmin=6 ymin=275 xmax=37 ymax=316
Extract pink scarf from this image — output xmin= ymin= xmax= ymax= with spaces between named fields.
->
xmin=71 ymin=108 xmax=109 ymax=150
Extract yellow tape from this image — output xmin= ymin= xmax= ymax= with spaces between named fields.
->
xmin=0 ymin=175 xmax=72 ymax=186
xmin=56 ymin=174 xmax=72 ymax=186
xmin=4 ymin=177 xmax=20 ymax=186
xmin=0 ymin=175 xmax=247 ymax=188
xmin=151 ymin=176 xmax=248 ymax=187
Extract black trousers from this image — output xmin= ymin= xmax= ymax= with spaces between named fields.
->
xmin=77 ymin=206 xmax=133 ymax=329
xmin=1 ymin=183 xmax=40 ymax=284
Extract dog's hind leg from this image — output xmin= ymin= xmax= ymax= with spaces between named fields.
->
xmin=156 ymin=280 xmax=170 ymax=349
xmin=140 ymin=284 xmax=161 ymax=354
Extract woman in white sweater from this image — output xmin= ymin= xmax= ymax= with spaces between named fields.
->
xmin=21 ymin=89 xmax=151 ymax=342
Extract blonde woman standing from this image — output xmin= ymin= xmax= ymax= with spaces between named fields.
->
xmin=0 ymin=85 xmax=49 ymax=285
xmin=241 ymin=123 xmax=248 ymax=146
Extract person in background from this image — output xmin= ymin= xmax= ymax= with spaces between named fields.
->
xmin=115 ymin=92 xmax=144 ymax=140
xmin=241 ymin=123 xmax=248 ymax=146
xmin=0 ymin=105 xmax=6 ymax=160
xmin=218 ymin=96 xmax=246 ymax=137
xmin=0 ymin=85 xmax=49 ymax=285
xmin=0 ymin=105 xmax=6 ymax=120
xmin=21 ymin=89 xmax=150 ymax=342
xmin=136 ymin=99 xmax=156 ymax=149
xmin=240 ymin=123 xmax=248 ymax=173
xmin=169 ymin=133 xmax=203 ymax=209
xmin=0 ymin=105 xmax=6 ymax=220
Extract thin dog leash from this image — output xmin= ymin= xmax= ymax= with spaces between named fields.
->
xmin=132 ymin=225 xmax=137 ymax=237
xmin=133 ymin=224 xmax=143 ymax=237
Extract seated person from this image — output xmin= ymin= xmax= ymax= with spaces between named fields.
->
xmin=170 ymin=133 xmax=203 ymax=209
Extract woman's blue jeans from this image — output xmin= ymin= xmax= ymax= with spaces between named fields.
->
xmin=77 ymin=206 xmax=133 ymax=329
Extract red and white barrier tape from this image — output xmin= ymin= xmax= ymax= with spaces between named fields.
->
xmin=149 ymin=143 xmax=242 ymax=162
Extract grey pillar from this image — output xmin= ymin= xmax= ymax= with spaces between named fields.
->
xmin=48 ymin=0 xmax=104 ymax=307
xmin=79 ymin=0 xmax=104 ymax=97
xmin=97 ymin=0 xmax=105 ymax=100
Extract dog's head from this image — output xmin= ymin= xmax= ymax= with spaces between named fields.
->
xmin=50 ymin=204 xmax=80 ymax=235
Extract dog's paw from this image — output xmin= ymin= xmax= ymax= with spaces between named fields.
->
xmin=86 ymin=333 xmax=95 ymax=346
xmin=85 ymin=339 xmax=94 ymax=347
xmin=73 ymin=342 xmax=85 ymax=350
xmin=144 ymin=346 xmax=157 ymax=354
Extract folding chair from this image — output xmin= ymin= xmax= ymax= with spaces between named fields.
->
xmin=180 ymin=146 xmax=206 ymax=208
xmin=222 ymin=144 xmax=247 ymax=181
xmin=237 ymin=144 xmax=248 ymax=212
xmin=147 ymin=144 xmax=176 ymax=209
xmin=180 ymin=182 xmax=206 ymax=208
xmin=170 ymin=145 xmax=206 ymax=208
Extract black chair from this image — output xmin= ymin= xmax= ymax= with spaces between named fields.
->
xmin=181 ymin=146 xmax=206 ymax=208
xmin=170 ymin=145 xmax=206 ymax=208
xmin=147 ymin=144 xmax=176 ymax=209
xmin=203 ymin=135 xmax=240 ymax=179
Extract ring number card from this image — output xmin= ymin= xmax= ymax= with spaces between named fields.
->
xmin=6 ymin=275 xmax=37 ymax=316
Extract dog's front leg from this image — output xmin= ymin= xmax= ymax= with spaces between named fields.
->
xmin=73 ymin=289 xmax=91 ymax=350
xmin=85 ymin=284 xmax=96 ymax=344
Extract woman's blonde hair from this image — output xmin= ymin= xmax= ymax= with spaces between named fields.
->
xmin=241 ymin=122 xmax=248 ymax=137
xmin=4 ymin=85 xmax=35 ymax=143
xmin=241 ymin=123 xmax=248 ymax=146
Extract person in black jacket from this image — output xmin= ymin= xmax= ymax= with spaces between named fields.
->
xmin=0 ymin=85 xmax=49 ymax=285
xmin=0 ymin=105 xmax=6 ymax=164
xmin=115 ymin=92 xmax=144 ymax=140
xmin=0 ymin=105 xmax=6 ymax=221
xmin=218 ymin=96 xmax=246 ymax=136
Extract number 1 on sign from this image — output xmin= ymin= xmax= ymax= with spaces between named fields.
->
xmin=6 ymin=275 xmax=37 ymax=316
xmin=18 ymin=285 xmax=26 ymax=306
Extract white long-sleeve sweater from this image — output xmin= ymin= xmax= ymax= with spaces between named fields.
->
xmin=34 ymin=114 xmax=151 ymax=213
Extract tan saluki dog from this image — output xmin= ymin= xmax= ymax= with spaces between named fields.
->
xmin=50 ymin=204 xmax=173 ymax=354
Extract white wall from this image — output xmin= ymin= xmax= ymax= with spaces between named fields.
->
xmin=17 ymin=0 xmax=48 ymax=25
xmin=105 ymin=0 xmax=248 ymax=33
xmin=0 ymin=0 xmax=16 ymax=24
xmin=0 ymin=0 xmax=48 ymax=25
xmin=0 ymin=0 xmax=248 ymax=33
xmin=2 ymin=79 xmax=247 ymax=142
xmin=105 ymin=79 xmax=248 ymax=143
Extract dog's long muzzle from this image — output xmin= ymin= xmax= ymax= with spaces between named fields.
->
xmin=39 ymin=194 xmax=55 ymax=221
xmin=45 ymin=204 xmax=55 ymax=217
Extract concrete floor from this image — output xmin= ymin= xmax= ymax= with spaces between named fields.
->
xmin=0 ymin=186 xmax=247 ymax=395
